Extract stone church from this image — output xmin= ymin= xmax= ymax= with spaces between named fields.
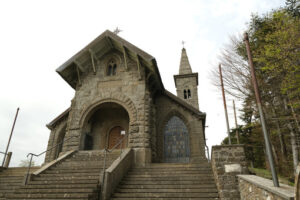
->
xmin=1 ymin=30 xmax=221 ymax=200
xmin=45 ymin=30 xmax=207 ymax=165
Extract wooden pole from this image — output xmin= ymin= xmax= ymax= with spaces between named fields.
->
xmin=233 ymin=100 xmax=240 ymax=144
xmin=244 ymin=32 xmax=279 ymax=187
xmin=219 ymin=64 xmax=231 ymax=144
xmin=2 ymin=108 xmax=19 ymax=167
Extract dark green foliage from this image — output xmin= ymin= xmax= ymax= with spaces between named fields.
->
xmin=217 ymin=3 xmax=300 ymax=179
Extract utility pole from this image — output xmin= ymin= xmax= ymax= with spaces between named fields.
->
xmin=2 ymin=108 xmax=20 ymax=167
xmin=233 ymin=100 xmax=240 ymax=144
xmin=219 ymin=64 xmax=231 ymax=144
xmin=244 ymin=32 xmax=279 ymax=187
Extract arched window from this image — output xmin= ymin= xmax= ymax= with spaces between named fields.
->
xmin=187 ymin=89 xmax=191 ymax=99
xmin=164 ymin=116 xmax=190 ymax=163
xmin=107 ymin=59 xmax=117 ymax=76
xmin=184 ymin=90 xmax=187 ymax=99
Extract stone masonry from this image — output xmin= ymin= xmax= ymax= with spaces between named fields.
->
xmin=44 ymin=30 xmax=207 ymax=166
xmin=211 ymin=145 xmax=249 ymax=200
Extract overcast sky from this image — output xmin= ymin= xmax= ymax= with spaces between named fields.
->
xmin=0 ymin=0 xmax=285 ymax=166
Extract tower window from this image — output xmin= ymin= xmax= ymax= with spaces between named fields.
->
xmin=187 ymin=89 xmax=191 ymax=99
xmin=107 ymin=60 xmax=117 ymax=76
xmin=184 ymin=90 xmax=187 ymax=99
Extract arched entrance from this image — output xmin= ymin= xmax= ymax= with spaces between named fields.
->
xmin=164 ymin=116 xmax=190 ymax=163
xmin=82 ymin=102 xmax=129 ymax=150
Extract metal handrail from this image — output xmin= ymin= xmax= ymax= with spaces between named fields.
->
xmin=0 ymin=151 xmax=8 ymax=155
xmin=24 ymin=135 xmax=76 ymax=185
xmin=99 ymin=133 xmax=129 ymax=198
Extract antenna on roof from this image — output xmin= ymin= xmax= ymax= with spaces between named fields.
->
xmin=113 ymin=27 xmax=122 ymax=35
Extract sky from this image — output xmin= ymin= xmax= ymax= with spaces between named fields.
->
xmin=0 ymin=0 xmax=285 ymax=166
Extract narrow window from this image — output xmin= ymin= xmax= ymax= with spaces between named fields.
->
xmin=187 ymin=89 xmax=191 ymax=99
xmin=184 ymin=90 xmax=187 ymax=99
xmin=113 ymin=64 xmax=117 ymax=75
xmin=107 ymin=59 xmax=117 ymax=76
xmin=107 ymin=65 xmax=112 ymax=76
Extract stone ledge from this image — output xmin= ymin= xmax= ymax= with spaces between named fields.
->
xmin=212 ymin=144 xmax=245 ymax=149
xmin=238 ymin=175 xmax=294 ymax=200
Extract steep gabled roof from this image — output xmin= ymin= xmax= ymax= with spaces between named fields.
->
xmin=46 ymin=108 xmax=70 ymax=130
xmin=164 ymin=90 xmax=206 ymax=119
xmin=56 ymin=30 xmax=164 ymax=90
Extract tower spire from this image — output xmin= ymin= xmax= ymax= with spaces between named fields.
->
xmin=179 ymin=48 xmax=192 ymax=75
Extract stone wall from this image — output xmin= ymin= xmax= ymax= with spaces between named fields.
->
xmin=155 ymin=94 xmax=206 ymax=163
xmin=238 ymin=175 xmax=294 ymax=200
xmin=45 ymin=118 xmax=67 ymax=163
xmin=211 ymin=145 xmax=248 ymax=200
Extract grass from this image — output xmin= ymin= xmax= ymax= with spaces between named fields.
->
xmin=248 ymin=167 xmax=294 ymax=186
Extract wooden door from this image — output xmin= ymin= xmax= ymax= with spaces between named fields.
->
xmin=108 ymin=126 xmax=126 ymax=149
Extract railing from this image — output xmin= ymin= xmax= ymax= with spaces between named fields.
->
xmin=0 ymin=151 xmax=8 ymax=155
xmin=99 ymin=134 xmax=129 ymax=199
xmin=24 ymin=135 xmax=76 ymax=185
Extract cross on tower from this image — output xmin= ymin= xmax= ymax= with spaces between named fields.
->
xmin=182 ymin=41 xmax=185 ymax=48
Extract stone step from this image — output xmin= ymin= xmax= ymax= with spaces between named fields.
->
xmin=0 ymin=179 xmax=23 ymax=184
xmin=38 ymin=172 xmax=100 ymax=177
xmin=6 ymin=193 xmax=94 ymax=199
xmin=46 ymin=166 xmax=104 ymax=171
xmin=131 ymin=167 xmax=211 ymax=171
xmin=125 ymin=174 xmax=214 ymax=178
xmin=66 ymin=155 xmax=120 ymax=160
xmin=115 ymin=188 xmax=218 ymax=193
xmin=45 ymin=168 xmax=100 ymax=173
xmin=19 ymin=183 xmax=97 ymax=189
xmin=111 ymin=198 xmax=219 ymax=200
xmin=112 ymin=192 xmax=219 ymax=198
xmin=27 ymin=179 xmax=98 ymax=185
xmin=134 ymin=163 xmax=210 ymax=168
xmin=127 ymin=170 xmax=213 ymax=175
xmin=33 ymin=175 xmax=99 ymax=181
xmin=119 ymin=184 xmax=218 ymax=189
xmin=121 ymin=180 xmax=216 ymax=185
xmin=14 ymin=188 xmax=96 ymax=194
xmin=123 ymin=176 xmax=215 ymax=181
xmin=54 ymin=161 xmax=113 ymax=167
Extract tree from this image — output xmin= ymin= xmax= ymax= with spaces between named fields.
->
xmin=211 ymin=4 xmax=300 ymax=177
xmin=19 ymin=159 xmax=35 ymax=167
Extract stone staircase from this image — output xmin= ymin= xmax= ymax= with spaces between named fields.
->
xmin=6 ymin=150 xmax=121 ymax=200
xmin=0 ymin=167 xmax=40 ymax=200
xmin=110 ymin=163 xmax=219 ymax=200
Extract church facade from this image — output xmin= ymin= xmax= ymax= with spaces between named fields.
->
xmin=44 ymin=30 xmax=207 ymax=165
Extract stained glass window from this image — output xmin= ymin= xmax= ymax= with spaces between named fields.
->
xmin=164 ymin=116 xmax=190 ymax=163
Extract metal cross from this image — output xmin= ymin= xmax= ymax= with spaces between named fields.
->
xmin=182 ymin=41 xmax=185 ymax=48
xmin=113 ymin=27 xmax=122 ymax=35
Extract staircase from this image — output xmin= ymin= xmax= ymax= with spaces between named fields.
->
xmin=0 ymin=167 xmax=40 ymax=200
xmin=110 ymin=163 xmax=219 ymax=200
xmin=6 ymin=150 xmax=120 ymax=200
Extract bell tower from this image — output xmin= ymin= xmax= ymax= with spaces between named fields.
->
xmin=174 ymin=48 xmax=199 ymax=109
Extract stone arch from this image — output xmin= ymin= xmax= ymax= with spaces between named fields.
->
xmin=79 ymin=94 xmax=137 ymax=129
xmin=157 ymin=109 xmax=192 ymax=162
xmin=77 ymin=93 xmax=138 ymax=150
